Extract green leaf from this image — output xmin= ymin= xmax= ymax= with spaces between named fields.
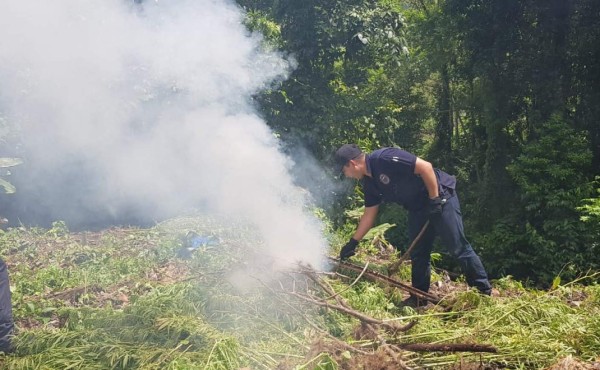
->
xmin=551 ymin=275 xmax=561 ymax=290
xmin=0 ymin=178 xmax=16 ymax=194
xmin=0 ymin=157 xmax=23 ymax=168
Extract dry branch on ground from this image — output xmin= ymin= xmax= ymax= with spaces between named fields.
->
xmin=276 ymin=262 xmax=498 ymax=368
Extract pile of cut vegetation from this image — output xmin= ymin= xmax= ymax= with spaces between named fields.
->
xmin=0 ymin=215 xmax=598 ymax=369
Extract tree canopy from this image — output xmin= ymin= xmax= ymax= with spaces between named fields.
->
xmin=239 ymin=0 xmax=600 ymax=286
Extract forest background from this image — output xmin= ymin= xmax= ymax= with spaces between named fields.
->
xmin=238 ymin=0 xmax=600 ymax=287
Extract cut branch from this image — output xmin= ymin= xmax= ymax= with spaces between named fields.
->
xmin=328 ymin=257 xmax=442 ymax=304
xmin=397 ymin=343 xmax=498 ymax=353
xmin=254 ymin=275 xmax=372 ymax=356
xmin=289 ymin=290 xmax=416 ymax=333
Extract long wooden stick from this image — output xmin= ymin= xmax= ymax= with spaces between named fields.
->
xmin=397 ymin=343 xmax=497 ymax=353
xmin=328 ymin=257 xmax=441 ymax=304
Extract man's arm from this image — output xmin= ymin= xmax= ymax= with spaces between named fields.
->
xmin=414 ymin=157 xmax=439 ymax=199
xmin=352 ymin=205 xmax=379 ymax=241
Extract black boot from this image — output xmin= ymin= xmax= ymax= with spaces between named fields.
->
xmin=401 ymin=295 xmax=428 ymax=308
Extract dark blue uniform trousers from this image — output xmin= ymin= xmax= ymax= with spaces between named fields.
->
xmin=0 ymin=258 xmax=13 ymax=352
xmin=408 ymin=193 xmax=491 ymax=294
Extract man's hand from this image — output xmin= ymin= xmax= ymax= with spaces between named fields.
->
xmin=428 ymin=197 xmax=443 ymax=219
xmin=339 ymin=238 xmax=359 ymax=260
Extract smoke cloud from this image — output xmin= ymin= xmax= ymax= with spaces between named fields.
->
xmin=0 ymin=0 xmax=327 ymax=266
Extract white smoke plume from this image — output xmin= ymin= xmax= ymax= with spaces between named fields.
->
xmin=0 ymin=0 xmax=327 ymax=267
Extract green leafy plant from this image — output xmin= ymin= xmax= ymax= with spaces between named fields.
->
xmin=483 ymin=114 xmax=596 ymax=284
xmin=0 ymin=157 xmax=22 ymax=194
xmin=578 ymin=176 xmax=600 ymax=224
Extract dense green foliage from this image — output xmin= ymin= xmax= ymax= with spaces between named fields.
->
xmin=240 ymin=0 xmax=600 ymax=286
xmin=2 ymin=218 xmax=600 ymax=368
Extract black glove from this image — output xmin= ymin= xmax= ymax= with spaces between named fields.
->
xmin=339 ymin=238 xmax=359 ymax=260
xmin=428 ymin=196 xmax=443 ymax=219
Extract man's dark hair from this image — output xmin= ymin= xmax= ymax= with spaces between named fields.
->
xmin=334 ymin=144 xmax=363 ymax=172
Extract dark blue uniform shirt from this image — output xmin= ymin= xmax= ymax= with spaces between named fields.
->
xmin=361 ymin=148 xmax=456 ymax=211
